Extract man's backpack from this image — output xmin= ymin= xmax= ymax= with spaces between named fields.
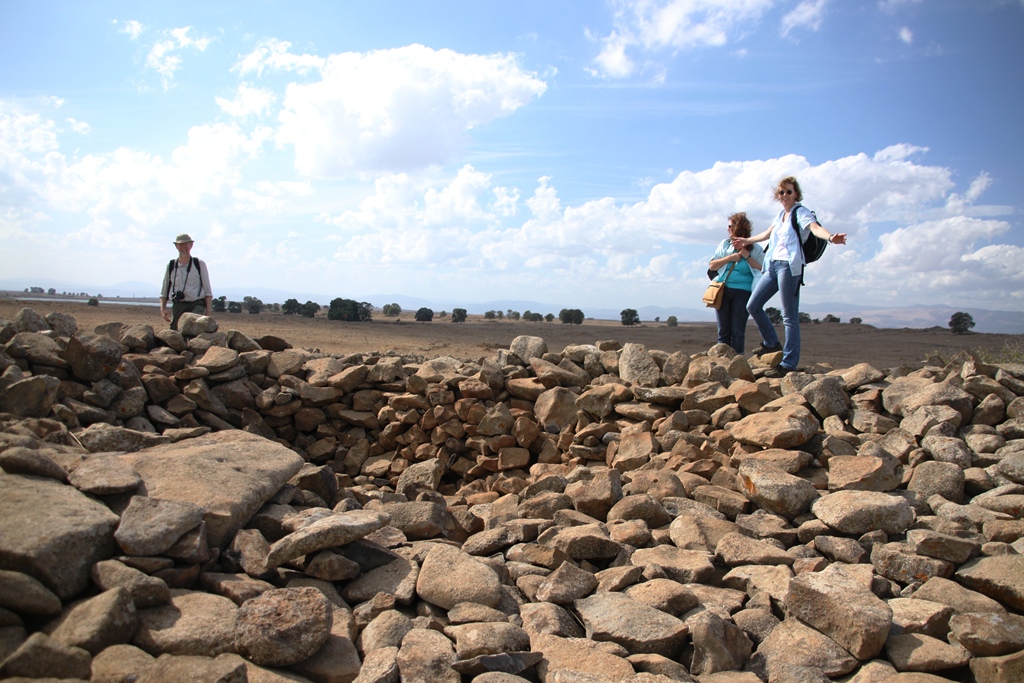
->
xmin=791 ymin=205 xmax=828 ymax=264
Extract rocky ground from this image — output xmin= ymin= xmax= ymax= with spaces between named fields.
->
xmin=0 ymin=306 xmax=1023 ymax=682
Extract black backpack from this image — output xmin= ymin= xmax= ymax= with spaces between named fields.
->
xmin=791 ymin=204 xmax=828 ymax=264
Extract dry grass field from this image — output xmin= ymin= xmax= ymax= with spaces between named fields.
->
xmin=2 ymin=295 xmax=1020 ymax=371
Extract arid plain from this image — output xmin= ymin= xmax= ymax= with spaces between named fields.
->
xmin=2 ymin=296 xmax=1020 ymax=371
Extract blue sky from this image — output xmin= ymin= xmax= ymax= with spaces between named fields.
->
xmin=2 ymin=0 xmax=1023 ymax=315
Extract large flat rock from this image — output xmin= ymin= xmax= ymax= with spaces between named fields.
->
xmin=121 ymin=431 xmax=304 ymax=548
xmin=0 ymin=474 xmax=119 ymax=600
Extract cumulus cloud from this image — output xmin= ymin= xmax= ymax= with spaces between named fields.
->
xmin=115 ymin=19 xmax=144 ymax=40
xmin=268 ymin=44 xmax=547 ymax=176
xmin=216 ymin=84 xmax=277 ymax=118
xmin=591 ymin=0 xmax=774 ymax=78
xmin=2 ymin=92 xmax=1016 ymax=309
xmin=143 ymin=26 xmax=214 ymax=90
xmin=899 ymin=27 xmax=913 ymax=44
xmin=781 ymin=0 xmax=829 ymax=37
xmin=234 ymin=39 xmax=326 ymax=77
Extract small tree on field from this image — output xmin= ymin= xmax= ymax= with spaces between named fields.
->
xmin=949 ymin=312 xmax=975 ymax=335
xmin=282 ymin=298 xmax=301 ymax=315
xmin=244 ymin=296 xmax=263 ymax=314
xmin=451 ymin=308 xmax=468 ymax=323
xmin=559 ymin=308 xmax=584 ymax=325
xmin=382 ymin=303 xmax=402 ymax=317
xmin=823 ymin=314 xmax=840 ymax=323
xmin=850 ymin=317 xmax=862 ymax=324
xmin=620 ymin=309 xmax=640 ymax=326
xmin=87 ymin=298 xmax=99 ymax=306
xmin=299 ymin=301 xmax=321 ymax=318
xmin=212 ymin=296 xmax=227 ymax=313
xmin=766 ymin=307 xmax=783 ymax=325
xmin=328 ymin=299 xmax=371 ymax=321
xmin=545 ymin=313 xmax=555 ymax=323
xmin=228 ymin=301 xmax=243 ymax=314
xmin=666 ymin=316 xmax=678 ymax=327
xmin=415 ymin=307 xmax=434 ymax=323
xmin=508 ymin=311 xmax=520 ymax=321
xmin=798 ymin=312 xmax=812 ymax=324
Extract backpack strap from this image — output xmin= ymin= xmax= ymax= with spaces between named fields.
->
xmin=193 ymin=257 xmax=205 ymax=298
xmin=165 ymin=259 xmax=176 ymax=299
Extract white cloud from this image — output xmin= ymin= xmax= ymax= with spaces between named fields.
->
xmin=216 ymin=84 xmax=277 ymax=118
xmin=66 ymin=118 xmax=90 ymax=134
xmin=271 ymin=44 xmax=547 ymax=176
xmin=2 ymin=95 xmax=1016 ymax=310
xmin=899 ymin=27 xmax=914 ymax=44
xmin=781 ymin=0 xmax=829 ymax=37
xmin=591 ymin=0 xmax=774 ymax=78
xmin=143 ymin=26 xmax=214 ymax=90
xmin=234 ymin=39 xmax=326 ymax=77
xmin=115 ymin=19 xmax=144 ymax=40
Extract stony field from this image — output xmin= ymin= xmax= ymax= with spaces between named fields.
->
xmin=1 ymin=304 xmax=1023 ymax=682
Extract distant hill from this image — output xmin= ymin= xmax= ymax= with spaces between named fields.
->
xmin=2 ymin=278 xmax=1021 ymax=334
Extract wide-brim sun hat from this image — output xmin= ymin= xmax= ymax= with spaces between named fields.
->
xmin=174 ymin=233 xmax=194 ymax=244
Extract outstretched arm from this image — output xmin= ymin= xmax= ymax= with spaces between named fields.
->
xmin=809 ymin=222 xmax=846 ymax=245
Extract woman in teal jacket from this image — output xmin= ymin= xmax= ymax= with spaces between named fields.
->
xmin=708 ymin=212 xmax=764 ymax=354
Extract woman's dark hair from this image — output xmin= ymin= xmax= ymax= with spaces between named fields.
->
xmin=775 ymin=176 xmax=803 ymax=202
xmin=729 ymin=212 xmax=752 ymax=238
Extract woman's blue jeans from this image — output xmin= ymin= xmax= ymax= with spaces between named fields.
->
xmin=716 ymin=286 xmax=751 ymax=354
xmin=747 ymin=259 xmax=801 ymax=369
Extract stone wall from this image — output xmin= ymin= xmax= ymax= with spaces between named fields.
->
xmin=1 ymin=306 xmax=1023 ymax=682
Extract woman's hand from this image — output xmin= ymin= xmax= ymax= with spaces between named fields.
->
xmin=731 ymin=237 xmax=751 ymax=250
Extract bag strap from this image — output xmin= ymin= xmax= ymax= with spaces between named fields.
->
xmin=166 ymin=257 xmax=203 ymax=300
xmin=165 ymin=259 xmax=175 ymax=299
xmin=721 ymin=260 xmax=737 ymax=285
xmin=193 ymin=257 xmax=205 ymax=298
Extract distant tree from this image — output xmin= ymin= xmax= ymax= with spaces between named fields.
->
xmin=382 ymin=303 xmax=402 ymax=317
xmin=438 ymin=311 xmax=447 ymax=318
xmin=823 ymin=314 xmax=840 ymax=323
xmin=244 ymin=296 xmax=264 ymax=314
xmin=654 ymin=316 xmax=660 ymax=323
xmin=559 ymin=308 xmax=584 ymax=325
xmin=523 ymin=309 xmax=532 ymax=320
xmin=620 ymin=309 xmax=640 ymax=326
xmin=212 ymin=296 xmax=227 ymax=313
xmin=415 ymin=307 xmax=434 ymax=323
xmin=282 ymin=298 xmax=301 ymax=315
xmin=87 ymin=298 xmax=99 ymax=306
xmin=508 ymin=310 xmax=520 ymax=321
xmin=949 ymin=312 xmax=975 ymax=335
xmin=766 ymin=307 xmax=783 ymax=325
xmin=299 ymin=301 xmax=321 ymax=318
xmin=526 ymin=312 xmax=544 ymax=322
xmin=29 ymin=286 xmax=44 ymax=294
xmin=484 ymin=310 xmax=496 ymax=320
xmin=496 ymin=310 xmax=504 ymax=320
xmin=798 ymin=312 xmax=812 ymax=324
xmin=328 ymin=298 xmax=372 ymax=321
xmin=666 ymin=316 xmax=678 ymax=327
xmin=545 ymin=313 xmax=555 ymax=323
xmin=228 ymin=301 xmax=243 ymax=314
xmin=270 ymin=302 xmax=280 ymax=313
xmin=850 ymin=317 xmax=862 ymax=325
xmin=47 ymin=288 xmax=56 ymax=295
xmin=451 ymin=308 xmax=468 ymax=323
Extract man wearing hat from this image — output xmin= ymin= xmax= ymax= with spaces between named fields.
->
xmin=159 ymin=233 xmax=213 ymax=331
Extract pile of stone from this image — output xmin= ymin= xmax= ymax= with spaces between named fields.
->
xmin=0 ymin=306 xmax=1023 ymax=683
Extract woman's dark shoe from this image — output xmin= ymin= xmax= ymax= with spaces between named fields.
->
xmin=753 ymin=342 xmax=783 ymax=357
